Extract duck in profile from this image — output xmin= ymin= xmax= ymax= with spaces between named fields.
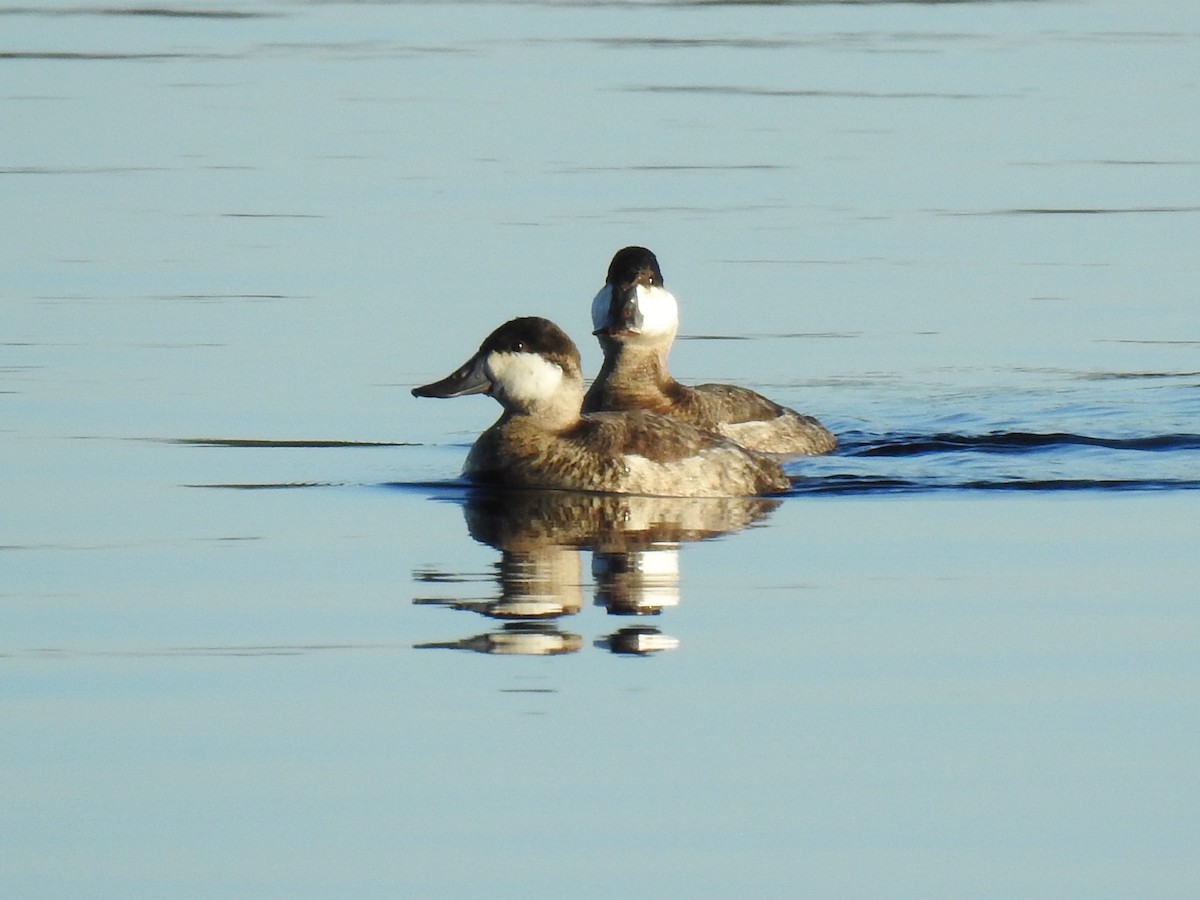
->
xmin=412 ymin=316 xmax=790 ymax=498
xmin=583 ymin=246 xmax=837 ymax=456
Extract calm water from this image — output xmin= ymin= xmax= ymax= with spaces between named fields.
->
xmin=3 ymin=1 xmax=1199 ymax=897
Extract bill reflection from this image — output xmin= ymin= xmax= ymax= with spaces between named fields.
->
xmin=414 ymin=489 xmax=778 ymax=656
xmin=414 ymin=622 xmax=583 ymax=657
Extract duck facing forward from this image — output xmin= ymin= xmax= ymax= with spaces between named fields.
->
xmin=412 ymin=317 xmax=789 ymax=498
xmin=583 ymin=246 xmax=837 ymax=456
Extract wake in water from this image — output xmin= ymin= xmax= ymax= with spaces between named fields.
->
xmin=786 ymin=430 xmax=1200 ymax=495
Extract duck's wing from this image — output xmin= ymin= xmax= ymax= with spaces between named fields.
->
xmin=574 ymin=410 xmax=732 ymax=464
xmin=689 ymin=382 xmax=788 ymax=424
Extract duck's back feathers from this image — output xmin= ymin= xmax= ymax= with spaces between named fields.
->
xmin=688 ymin=382 xmax=786 ymax=423
xmin=691 ymin=383 xmax=838 ymax=455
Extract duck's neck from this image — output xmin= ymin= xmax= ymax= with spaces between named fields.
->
xmin=518 ymin=373 xmax=586 ymax=433
xmin=586 ymin=336 xmax=678 ymax=412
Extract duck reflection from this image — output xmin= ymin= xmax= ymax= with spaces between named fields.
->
xmin=415 ymin=622 xmax=583 ymax=657
xmin=414 ymin=547 xmax=583 ymax=620
xmin=596 ymin=626 xmax=682 ymax=656
xmin=414 ymin=488 xmax=779 ymax=656
xmin=592 ymin=546 xmax=680 ymax=615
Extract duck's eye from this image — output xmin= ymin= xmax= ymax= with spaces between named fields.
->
xmin=512 ymin=341 xmax=525 ymax=352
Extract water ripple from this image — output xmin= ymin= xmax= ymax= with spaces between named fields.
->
xmin=627 ymin=84 xmax=1002 ymax=100
xmin=165 ymin=437 xmax=416 ymax=448
xmin=846 ymin=432 xmax=1200 ymax=457
xmin=787 ymin=474 xmax=1200 ymax=495
xmin=941 ymin=205 xmax=1200 ymax=216
xmin=0 ymin=6 xmax=277 ymax=18
xmin=788 ymin=428 xmax=1200 ymax=495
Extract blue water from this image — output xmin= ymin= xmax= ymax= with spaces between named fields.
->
xmin=3 ymin=1 xmax=1199 ymax=897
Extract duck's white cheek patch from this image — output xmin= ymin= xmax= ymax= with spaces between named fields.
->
xmin=634 ymin=285 xmax=679 ymax=338
xmin=487 ymin=352 xmax=563 ymax=405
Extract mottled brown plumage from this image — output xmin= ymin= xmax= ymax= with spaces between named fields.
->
xmin=413 ymin=317 xmax=790 ymax=498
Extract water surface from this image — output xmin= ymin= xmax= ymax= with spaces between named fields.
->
xmin=3 ymin=1 xmax=1198 ymax=897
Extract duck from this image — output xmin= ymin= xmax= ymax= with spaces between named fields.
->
xmin=583 ymin=246 xmax=837 ymax=456
xmin=411 ymin=316 xmax=790 ymax=498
